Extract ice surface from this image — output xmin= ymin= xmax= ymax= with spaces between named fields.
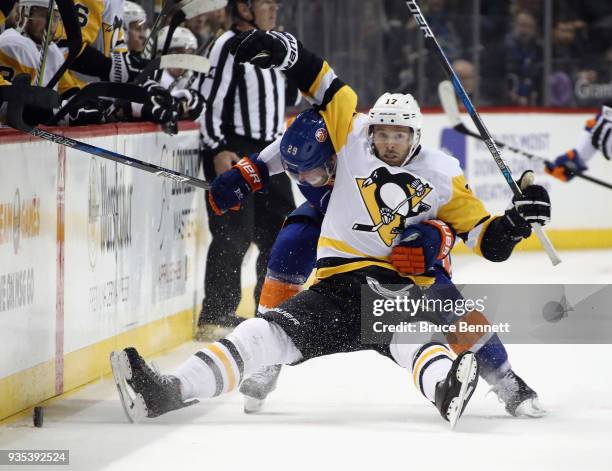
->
xmin=2 ymin=251 xmax=611 ymax=471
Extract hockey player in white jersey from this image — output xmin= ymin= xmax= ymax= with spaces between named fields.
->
xmin=546 ymin=101 xmax=612 ymax=181
xmin=0 ymin=0 xmax=64 ymax=88
xmin=110 ymin=30 xmax=551 ymax=428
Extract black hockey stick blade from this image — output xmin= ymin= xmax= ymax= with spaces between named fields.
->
xmin=47 ymin=82 xmax=149 ymax=125
xmin=4 ymin=74 xmax=61 ymax=124
xmin=47 ymin=0 xmax=82 ymax=90
xmin=6 ymin=78 xmax=210 ymax=190
xmin=352 ymin=222 xmax=379 ymax=232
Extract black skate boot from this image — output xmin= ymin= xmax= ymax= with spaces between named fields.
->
xmin=491 ymin=369 xmax=546 ymax=418
xmin=110 ymin=347 xmax=198 ymax=422
xmin=239 ymin=365 xmax=282 ymax=413
xmin=434 ymin=351 xmax=479 ymax=429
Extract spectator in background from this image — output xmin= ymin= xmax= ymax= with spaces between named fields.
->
xmin=503 ymin=10 xmax=543 ymax=106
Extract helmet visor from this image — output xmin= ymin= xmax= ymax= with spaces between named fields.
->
xmin=283 ymin=157 xmax=335 ymax=187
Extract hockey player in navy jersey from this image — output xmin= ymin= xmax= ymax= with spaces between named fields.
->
xmin=546 ymin=101 xmax=612 ymax=181
xmin=110 ymin=29 xmax=551 ymax=428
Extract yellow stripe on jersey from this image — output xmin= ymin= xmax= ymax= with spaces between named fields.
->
xmin=0 ymin=50 xmax=36 ymax=83
xmin=437 ymin=174 xmax=490 ymax=238
xmin=0 ymin=76 xmax=9 ymax=86
xmin=316 ymin=259 xmax=436 ymax=287
xmin=0 ymin=11 xmax=5 ymax=25
xmin=56 ymin=0 xmax=103 ymax=48
xmin=303 ymin=61 xmax=358 ymax=153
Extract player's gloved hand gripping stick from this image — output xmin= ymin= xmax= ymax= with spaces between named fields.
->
xmin=405 ymin=0 xmax=561 ymax=266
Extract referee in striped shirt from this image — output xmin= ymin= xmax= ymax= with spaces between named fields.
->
xmin=197 ymin=0 xmax=297 ymax=337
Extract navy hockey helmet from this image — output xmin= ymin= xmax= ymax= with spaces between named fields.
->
xmin=280 ymin=109 xmax=336 ymax=187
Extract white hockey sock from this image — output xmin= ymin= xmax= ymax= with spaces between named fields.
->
xmin=411 ymin=343 xmax=453 ymax=402
xmin=174 ymin=318 xmax=302 ymax=400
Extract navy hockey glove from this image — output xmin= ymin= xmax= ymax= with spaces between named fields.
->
xmin=208 ymin=155 xmax=270 ymax=215
xmin=501 ymin=171 xmax=551 ymax=239
xmin=390 ymin=220 xmax=455 ymax=275
xmin=545 ymin=149 xmax=587 ymax=181
xmin=230 ymin=30 xmax=298 ymax=70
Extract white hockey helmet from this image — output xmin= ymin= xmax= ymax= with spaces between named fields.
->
xmin=368 ymin=92 xmax=423 ymax=165
xmin=123 ymin=1 xmax=147 ymax=30
xmin=157 ymin=26 xmax=198 ymax=53
xmin=17 ymin=0 xmax=59 ymax=33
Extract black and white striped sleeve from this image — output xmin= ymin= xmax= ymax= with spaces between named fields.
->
xmin=199 ymin=32 xmax=236 ymax=152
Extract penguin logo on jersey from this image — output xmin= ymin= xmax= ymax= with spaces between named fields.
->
xmin=353 ymin=167 xmax=432 ymax=246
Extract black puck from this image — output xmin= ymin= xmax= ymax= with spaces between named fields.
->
xmin=33 ymin=406 xmax=44 ymax=428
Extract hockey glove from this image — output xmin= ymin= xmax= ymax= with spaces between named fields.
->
xmin=230 ymin=30 xmax=298 ymax=70
xmin=140 ymin=80 xmax=179 ymax=125
xmin=109 ymin=51 xmax=148 ymax=83
xmin=208 ymin=155 xmax=270 ymax=215
xmin=68 ymin=99 xmax=107 ymax=126
xmin=501 ymin=171 xmax=551 ymax=239
xmin=390 ymin=220 xmax=455 ymax=275
xmin=545 ymin=149 xmax=587 ymax=181
xmin=171 ymin=89 xmax=205 ymax=120
xmin=591 ymin=106 xmax=612 ymax=160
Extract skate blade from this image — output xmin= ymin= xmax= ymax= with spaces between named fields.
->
xmin=110 ymin=351 xmax=148 ymax=423
xmin=243 ymin=396 xmax=265 ymax=414
xmin=515 ymin=398 xmax=547 ymax=418
xmin=447 ymin=353 xmax=479 ymax=430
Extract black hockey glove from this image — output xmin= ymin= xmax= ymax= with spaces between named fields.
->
xmin=109 ymin=51 xmax=148 ymax=83
xmin=230 ymin=30 xmax=298 ymax=70
xmin=172 ymin=89 xmax=205 ymax=120
xmin=501 ymin=171 xmax=551 ymax=239
xmin=141 ymin=80 xmax=178 ymax=125
xmin=591 ymin=105 xmax=612 ymax=160
xmin=68 ymin=99 xmax=107 ymax=126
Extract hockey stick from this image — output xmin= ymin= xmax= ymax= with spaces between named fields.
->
xmin=46 ymin=82 xmax=149 ymax=125
xmin=6 ymin=74 xmax=211 ymax=190
xmin=438 ymin=81 xmax=612 ymax=191
xmin=143 ymin=0 xmax=227 ymax=59
xmin=102 ymin=54 xmax=210 ymax=121
xmin=352 ymin=194 xmax=416 ymax=232
xmin=46 ymin=0 xmax=82 ymax=90
xmin=406 ymin=0 xmax=561 ymax=266
xmin=36 ymin=0 xmax=55 ymax=86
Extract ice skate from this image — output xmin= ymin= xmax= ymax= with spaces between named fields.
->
xmin=491 ymin=370 xmax=546 ymax=418
xmin=110 ymin=347 xmax=198 ymax=422
xmin=240 ymin=364 xmax=282 ymax=413
xmin=434 ymin=351 xmax=479 ymax=429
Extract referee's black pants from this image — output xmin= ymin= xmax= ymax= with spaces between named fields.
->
xmin=199 ymin=136 xmax=295 ymax=324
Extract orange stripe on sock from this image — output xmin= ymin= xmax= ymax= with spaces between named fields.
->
xmin=448 ymin=310 xmax=491 ymax=354
xmin=259 ymin=278 xmax=302 ymax=309
xmin=207 ymin=344 xmax=236 ymax=391
xmin=412 ymin=346 xmax=450 ymax=387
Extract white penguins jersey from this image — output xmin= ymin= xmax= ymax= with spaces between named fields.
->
xmin=0 ymin=28 xmax=64 ymax=88
xmin=272 ymin=58 xmax=495 ymax=280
